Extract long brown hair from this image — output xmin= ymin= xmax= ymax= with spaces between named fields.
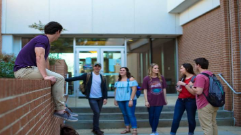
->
xmin=118 ymin=67 xmax=132 ymax=81
xmin=148 ymin=63 xmax=162 ymax=82
xmin=180 ymin=63 xmax=195 ymax=81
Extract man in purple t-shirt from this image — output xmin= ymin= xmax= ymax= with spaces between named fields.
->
xmin=188 ymin=58 xmax=219 ymax=135
xmin=14 ymin=22 xmax=78 ymax=122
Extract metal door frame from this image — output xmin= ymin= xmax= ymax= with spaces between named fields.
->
xmin=73 ymin=46 xmax=125 ymax=97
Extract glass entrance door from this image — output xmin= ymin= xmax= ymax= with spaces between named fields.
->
xmin=74 ymin=47 xmax=125 ymax=98
xmin=101 ymin=49 xmax=124 ymax=96
xmin=74 ymin=48 xmax=100 ymax=97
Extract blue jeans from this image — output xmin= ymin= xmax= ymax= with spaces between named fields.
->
xmin=170 ymin=98 xmax=197 ymax=135
xmin=118 ymin=100 xmax=137 ymax=128
xmin=88 ymin=98 xmax=103 ymax=130
xmin=148 ymin=106 xmax=163 ymax=133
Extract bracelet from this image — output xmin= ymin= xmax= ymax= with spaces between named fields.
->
xmin=190 ymin=85 xmax=193 ymax=89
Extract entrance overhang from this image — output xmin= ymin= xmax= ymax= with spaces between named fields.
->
xmin=12 ymin=34 xmax=181 ymax=38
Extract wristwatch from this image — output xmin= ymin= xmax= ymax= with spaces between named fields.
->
xmin=190 ymin=85 xmax=193 ymax=89
xmin=130 ymin=99 xmax=133 ymax=101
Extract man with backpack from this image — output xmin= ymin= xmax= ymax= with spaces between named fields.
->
xmin=189 ymin=58 xmax=220 ymax=135
xmin=65 ymin=62 xmax=108 ymax=135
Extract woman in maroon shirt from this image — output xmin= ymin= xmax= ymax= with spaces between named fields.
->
xmin=142 ymin=63 xmax=167 ymax=135
xmin=170 ymin=63 xmax=197 ymax=135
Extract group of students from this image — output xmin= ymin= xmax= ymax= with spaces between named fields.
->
xmin=65 ymin=62 xmax=167 ymax=135
xmin=65 ymin=57 xmax=219 ymax=135
xmin=13 ymin=21 xmax=219 ymax=135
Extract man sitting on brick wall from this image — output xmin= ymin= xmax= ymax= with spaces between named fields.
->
xmin=189 ymin=58 xmax=219 ymax=135
xmin=14 ymin=21 xmax=78 ymax=122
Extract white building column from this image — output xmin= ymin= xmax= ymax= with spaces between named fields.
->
xmin=2 ymin=35 xmax=14 ymax=54
xmin=13 ymin=37 xmax=21 ymax=56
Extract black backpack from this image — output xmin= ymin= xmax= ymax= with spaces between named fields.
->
xmin=201 ymin=73 xmax=225 ymax=107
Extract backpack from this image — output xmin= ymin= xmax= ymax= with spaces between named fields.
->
xmin=79 ymin=73 xmax=91 ymax=95
xmin=127 ymin=79 xmax=141 ymax=98
xmin=79 ymin=73 xmax=105 ymax=95
xmin=136 ymin=86 xmax=142 ymax=98
xmin=201 ymin=73 xmax=225 ymax=107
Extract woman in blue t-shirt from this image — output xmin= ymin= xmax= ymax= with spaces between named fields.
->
xmin=114 ymin=67 xmax=138 ymax=135
xmin=142 ymin=63 xmax=168 ymax=135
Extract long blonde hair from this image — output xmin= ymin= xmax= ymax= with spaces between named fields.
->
xmin=148 ymin=63 xmax=162 ymax=82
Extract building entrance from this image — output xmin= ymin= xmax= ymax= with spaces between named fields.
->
xmin=74 ymin=46 xmax=125 ymax=97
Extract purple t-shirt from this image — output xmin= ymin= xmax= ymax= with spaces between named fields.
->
xmin=142 ymin=76 xmax=167 ymax=106
xmin=194 ymin=70 xmax=212 ymax=109
xmin=14 ymin=35 xmax=50 ymax=72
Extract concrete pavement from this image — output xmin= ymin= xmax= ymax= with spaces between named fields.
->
xmin=77 ymin=126 xmax=241 ymax=135
xmin=68 ymin=95 xmax=241 ymax=134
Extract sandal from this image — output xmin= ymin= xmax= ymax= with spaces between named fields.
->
xmin=132 ymin=129 xmax=138 ymax=135
xmin=121 ymin=129 xmax=131 ymax=134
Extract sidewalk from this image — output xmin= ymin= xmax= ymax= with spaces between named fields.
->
xmin=77 ymin=126 xmax=241 ymax=135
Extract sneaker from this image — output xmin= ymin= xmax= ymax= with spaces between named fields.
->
xmin=150 ymin=133 xmax=156 ymax=135
xmin=54 ymin=111 xmax=78 ymax=122
xmin=65 ymin=107 xmax=78 ymax=117
xmin=155 ymin=132 xmax=159 ymax=135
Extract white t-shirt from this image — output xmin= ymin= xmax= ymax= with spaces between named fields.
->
xmin=90 ymin=72 xmax=102 ymax=98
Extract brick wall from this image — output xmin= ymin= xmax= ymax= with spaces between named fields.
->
xmin=178 ymin=6 xmax=233 ymax=110
xmin=178 ymin=1 xmax=233 ymax=110
xmin=0 ymin=79 xmax=63 ymax=135
xmin=178 ymin=8 xmax=229 ymax=104
xmin=49 ymin=59 xmax=68 ymax=78
xmin=219 ymin=0 xmax=233 ymax=111
xmin=229 ymin=0 xmax=241 ymax=126
xmin=178 ymin=0 xmax=241 ymax=126
xmin=178 ymin=7 xmax=223 ymax=73
xmin=49 ymin=59 xmax=68 ymax=94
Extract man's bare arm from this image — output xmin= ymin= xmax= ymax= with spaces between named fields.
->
xmin=35 ymin=47 xmax=47 ymax=78
xmin=35 ymin=47 xmax=56 ymax=84
xmin=192 ymin=87 xmax=203 ymax=95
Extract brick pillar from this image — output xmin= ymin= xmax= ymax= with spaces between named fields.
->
xmin=220 ymin=0 xmax=233 ymax=111
xmin=228 ymin=0 xmax=241 ymax=126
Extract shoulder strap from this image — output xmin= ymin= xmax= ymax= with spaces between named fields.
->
xmin=100 ymin=74 xmax=105 ymax=83
xmin=201 ymin=73 xmax=210 ymax=78
xmin=200 ymin=73 xmax=210 ymax=97
xmin=190 ymin=76 xmax=196 ymax=83
xmin=86 ymin=73 xmax=91 ymax=85
xmin=127 ymin=78 xmax=130 ymax=92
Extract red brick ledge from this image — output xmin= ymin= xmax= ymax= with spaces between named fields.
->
xmin=0 ymin=79 xmax=63 ymax=135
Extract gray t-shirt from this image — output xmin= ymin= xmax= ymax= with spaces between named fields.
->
xmin=90 ymin=72 xmax=102 ymax=98
xmin=14 ymin=35 xmax=50 ymax=72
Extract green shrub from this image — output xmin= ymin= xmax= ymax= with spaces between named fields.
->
xmin=0 ymin=53 xmax=16 ymax=78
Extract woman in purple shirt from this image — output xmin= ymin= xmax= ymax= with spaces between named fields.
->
xmin=142 ymin=63 xmax=168 ymax=135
